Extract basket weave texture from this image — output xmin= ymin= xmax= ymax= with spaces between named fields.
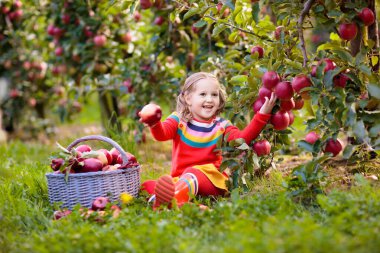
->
xmin=46 ymin=135 xmax=140 ymax=209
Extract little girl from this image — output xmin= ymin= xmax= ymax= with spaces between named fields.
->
xmin=140 ymin=72 xmax=276 ymax=208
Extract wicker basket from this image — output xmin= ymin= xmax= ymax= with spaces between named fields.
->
xmin=46 ymin=135 xmax=140 ymax=210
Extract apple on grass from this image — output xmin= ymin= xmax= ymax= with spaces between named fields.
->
xmin=91 ymin=196 xmax=110 ymax=211
xmin=252 ymin=140 xmax=271 ymax=156
xmin=139 ymin=103 xmax=162 ymax=127
xmin=53 ymin=209 xmax=72 ymax=220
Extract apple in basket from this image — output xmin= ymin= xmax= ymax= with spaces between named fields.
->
xmin=92 ymin=196 xmax=110 ymax=211
xmin=76 ymin=144 xmax=92 ymax=153
xmin=102 ymin=164 xmax=121 ymax=172
xmin=97 ymin=149 xmax=112 ymax=165
xmin=50 ymin=158 xmax=64 ymax=171
xmin=80 ymin=158 xmax=104 ymax=172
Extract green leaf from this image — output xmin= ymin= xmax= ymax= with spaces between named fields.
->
xmin=298 ymin=140 xmax=314 ymax=152
xmin=230 ymin=75 xmax=248 ymax=85
xmin=193 ymin=19 xmax=207 ymax=28
xmin=343 ymin=144 xmax=356 ymax=159
xmin=332 ymin=49 xmax=353 ymax=62
xmin=353 ymin=120 xmax=367 ymax=141
xmin=236 ymin=143 xmax=250 ymax=150
xmin=368 ymin=83 xmax=380 ymax=99
xmin=212 ymin=23 xmax=227 ymax=37
xmin=371 ymin=56 xmax=378 ymax=66
xmin=184 ymin=8 xmax=200 ymax=20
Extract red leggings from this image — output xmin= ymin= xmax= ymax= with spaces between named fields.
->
xmin=141 ymin=168 xmax=225 ymax=197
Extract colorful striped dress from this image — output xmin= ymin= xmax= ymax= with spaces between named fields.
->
xmin=150 ymin=112 xmax=271 ymax=191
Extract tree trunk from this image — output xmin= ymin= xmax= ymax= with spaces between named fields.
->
xmin=368 ymin=0 xmax=379 ymax=71
xmin=98 ymin=91 xmax=122 ymax=135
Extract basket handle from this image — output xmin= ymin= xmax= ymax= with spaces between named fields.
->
xmin=66 ymin=135 xmax=130 ymax=166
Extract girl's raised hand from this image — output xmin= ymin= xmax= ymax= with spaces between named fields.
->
xmin=259 ymin=92 xmax=277 ymax=114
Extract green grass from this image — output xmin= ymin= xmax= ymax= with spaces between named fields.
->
xmin=1 ymin=140 xmax=380 ymax=253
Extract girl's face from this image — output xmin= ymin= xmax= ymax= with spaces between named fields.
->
xmin=185 ymin=78 xmax=220 ymax=121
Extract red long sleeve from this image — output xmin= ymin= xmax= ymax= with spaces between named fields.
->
xmin=149 ymin=116 xmax=178 ymax=141
xmin=226 ymin=113 xmax=271 ymax=144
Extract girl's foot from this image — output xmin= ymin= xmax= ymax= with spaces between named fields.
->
xmin=154 ymin=175 xmax=175 ymax=208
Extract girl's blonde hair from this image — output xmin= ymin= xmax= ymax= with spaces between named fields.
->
xmin=176 ymin=72 xmax=227 ymax=122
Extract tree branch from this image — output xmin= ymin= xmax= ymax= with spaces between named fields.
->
xmin=204 ymin=15 xmax=273 ymax=42
xmin=297 ymin=0 xmax=316 ymax=67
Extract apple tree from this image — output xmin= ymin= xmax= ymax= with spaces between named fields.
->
xmin=174 ymin=0 xmax=379 ymax=200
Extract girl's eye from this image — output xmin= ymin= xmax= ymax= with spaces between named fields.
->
xmin=212 ymin=93 xmax=218 ymax=97
xmin=200 ymin=93 xmax=206 ymax=96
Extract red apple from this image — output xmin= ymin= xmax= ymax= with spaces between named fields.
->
xmin=76 ymin=144 xmax=92 ymax=153
xmin=61 ymin=13 xmax=71 ymax=25
xmin=333 ymin=73 xmax=349 ymax=88
xmin=305 ymin=131 xmax=320 ymax=144
xmin=98 ymin=149 xmax=112 ymax=165
xmin=154 ymin=16 xmax=165 ymax=26
xmin=47 ymin=25 xmax=56 ymax=36
xmin=53 ymin=210 xmax=72 ymax=220
xmin=258 ymin=87 xmax=272 ymax=102
xmin=109 ymin=148 xmax=120 ymax=164
xmin=13 ymin=0 xmax=22 ymax=8
xmin=293 ymin=97 xmax=304 ymax=110
xmin=102 ymin=164 xmax=120 ymax=172
xmin=338 ymin=23 xmax=358 ymax=41
xmin=96 ymin=152 xmax=109 ymax=166
xmin=121 ymin=32 xmax=132 ymax=43
xmin=91 ymin=196 xmax=110 ymax=211
xmin=55 ymin=47 xmax=64 ymax=56
xmin=252 ymin=99 xmax=264 ymax=113
xmin=123 ymin=79 xmax=133 ymax=93
xmin=323 ymin=138 xmax=342 ymax=157
xmin=271 ymin=111 xmax=290 ymax=130
xmin=116 ymin=152 xmax=138 ymax=167
xmin=275 ymin=81 xmax=294 ymax=100
xmin=274 ymin=26 xmax=285 ymax=40
xmin=280 ymin=98 xmax=295 ymax=111
xmin=140 ymin=0 xmax=152 ymax=9
xmin=312 ymin=59 xmax=336 ymax=77
xmin=93 ymin=35 xmax=107 ymax=47
xmin=252 ymin=140 xmax=271 ymax=156
xmin=262 ymin=71 xmax=280 ymax=89
xmin=51 ymin=158 xmax=65 ymax=171
xmin=358 ymin=8 xmax=375 ymax=26
xmin=292 ymin=75 xmax=312 ymax=98
xmin=80 ymin=158 xmax=103 ymax=172
xmin=288 ymin=111 xmax=294 ymax=126
xmin=251 ymin=46 xmax=264 ymax=58
xmin=139 ymin=103 xmax=162 ymax=126
xmin=83 ymin=26 xmax=93 ymax=37
xmin=134 ymin=11 xmax=142 ymax=22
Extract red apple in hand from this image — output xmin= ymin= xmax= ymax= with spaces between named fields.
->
xmin=91 ymin=197 xmax=110 ymax=211
xmin=358 ymin=8 xmax=375 ymax=26
xmin=252 ymin=140 xmax=271 ymax=156
xmin=338 ymin=23 xmax=358 ymax=41
xmin=305 ymin=131 xmax=320 ymax=144
xmin=324 ymin=139 xmax=342 ymax=157
xmin=252 ymin=99 xmax=264 ymax=113
xmin=139 ymin=103 xmax=162 ymax=126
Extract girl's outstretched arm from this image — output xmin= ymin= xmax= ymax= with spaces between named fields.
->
xmin=149 ymin=114 xmax=178 ymax=141
xmin=226 ymin=93 xmax=277 ymax=144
